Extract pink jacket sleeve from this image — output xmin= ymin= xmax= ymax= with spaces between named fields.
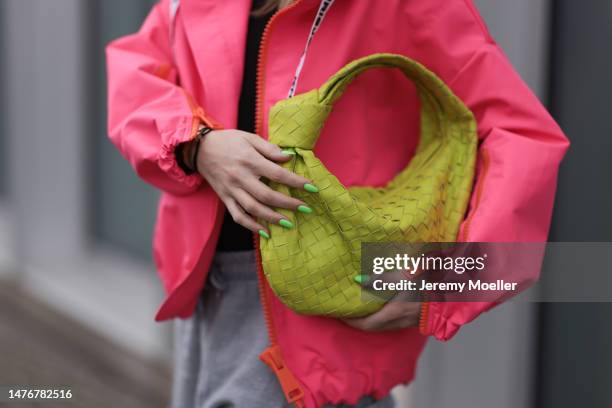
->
xmin=106 ymin=0 xmax=221 ymax=195
xmin=419 ymin=0 xmax=570 ymax=341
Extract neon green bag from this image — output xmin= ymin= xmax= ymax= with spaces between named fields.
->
xmin=260 ymin=53 xmax=478 ymax=317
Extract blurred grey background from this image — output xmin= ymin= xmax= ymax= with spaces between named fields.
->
xmin=0 ymin=0 xmax=610 ymax=407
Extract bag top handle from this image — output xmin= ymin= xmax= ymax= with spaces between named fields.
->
xmin=268 ymin=53 xmax=475 ymax=151
xmin=317 ymin=53 xmax=469 ymax=119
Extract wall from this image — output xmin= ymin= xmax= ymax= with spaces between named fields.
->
xmin=1 ymin=0 xmax=170 ymax=360
xmin=538 ymin=1 xmax=612 ymax=407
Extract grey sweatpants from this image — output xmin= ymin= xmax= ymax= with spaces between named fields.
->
xmin=170 ymin=250 xmax=394 ymax=408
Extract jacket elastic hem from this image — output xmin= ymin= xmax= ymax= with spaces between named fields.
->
xmin=157 ymin=91 xmax=224 ymax=190
xmin=158 ymin=116 xmax=205 ymax=190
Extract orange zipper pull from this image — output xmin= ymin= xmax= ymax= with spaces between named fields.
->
xmin=260 ymin=345 xmax=306 ymax=408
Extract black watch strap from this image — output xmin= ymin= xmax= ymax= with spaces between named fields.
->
xmin=176 ymin=126 xmax=214 ymax=175
xmin=190 ymin=126 xmax=214 ymax=174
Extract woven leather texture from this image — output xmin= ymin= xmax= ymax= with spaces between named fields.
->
xmin=260 ymin=54 xmax=478 ymax=317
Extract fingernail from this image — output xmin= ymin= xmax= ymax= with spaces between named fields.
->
xmin=278 ymin=219 xmax=294 ymax=229
xmin=281 ymin=149 xmax=296 ymax=156
xmin=297 ymin=205 xmax=312 ymax=214
xmin=304 ymin=183 xmax=319 ymax=193
xmin=258 ymin=230 xmax=270 ymax=239
xmin=353 ymin=275 xmax=369 ymax=285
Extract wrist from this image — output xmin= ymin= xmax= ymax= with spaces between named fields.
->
xmin=190 ymin=126 xmax=214 ymax=174
xmin=176 ymin=125 xmax=213 ymax=175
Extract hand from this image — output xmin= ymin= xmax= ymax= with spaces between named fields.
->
xmin=343 ymin=270 xmax=422 ymax=331
xmin=195 ymin=129 xmax=314 ymax=234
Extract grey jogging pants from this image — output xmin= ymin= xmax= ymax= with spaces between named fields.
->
xmin=170 ymin=250 xmax=395 ymax=408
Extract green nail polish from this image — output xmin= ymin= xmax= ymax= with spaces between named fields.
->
xmin=258 ymin=230 xmax=270 ymax=239
xmin=279 ymin=219 xmax=294 ymax=229
xmin=304 ymin=183 xmax=319 ymax=193
xmin=281 ymin=149 xmax=296 ymax=156
xmin=297 ymin=205 xmax=313 ymax=214
xmin=354 ymin=275 xmax=369 ymax=284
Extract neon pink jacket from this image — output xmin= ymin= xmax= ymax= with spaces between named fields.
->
xmin=106 ymin=0 xmax=569 ymax=406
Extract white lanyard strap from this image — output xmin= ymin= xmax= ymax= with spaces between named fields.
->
xmin=170 ymin=0 xmax=180 ymax=21
xmin=287 ymin=0 xmax=335 ymax=98
xmin=169 ymin=0 xmax=180 ymax=65
xmin=170 ymin=0 xmax=180 ymax=37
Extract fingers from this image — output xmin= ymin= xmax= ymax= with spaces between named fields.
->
xmin=224 ymin=198 xmax=267 ymax=234
xmin=344 ymin=302 xmax=405 ymax=330
xmin=244 ymin=177 xmax=305 ymax=211
xmin=233 ymin=189 xmax=289 ymax=226
xmin=243 ymin=131 xmax=315 ymax=191
xmin=253 ymin=157 xmax=312 ymax=189
xmin=245 ymin=133 xmax=293 ymax=162
xmin=344 ymin=316 xmax=413 ymax=332
xmin=342 ymin=301 xmax=421 ymax=332
xmin=345 ymin=270 xmax=421 ymax=332
xmin=214 ymin=131 xmax=319 ymax=234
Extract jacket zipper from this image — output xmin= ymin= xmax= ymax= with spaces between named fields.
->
xmin=253 ymin=2 xmax=307 ymax=407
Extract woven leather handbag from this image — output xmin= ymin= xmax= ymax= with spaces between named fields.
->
xmin=260 ymin=53 xmax=478 ymax=318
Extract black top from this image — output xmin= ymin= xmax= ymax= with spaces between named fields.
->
xmin=216 ymin=1 xmax=273 ymax=252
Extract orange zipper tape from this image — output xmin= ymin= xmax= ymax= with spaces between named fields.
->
xmin=418 ymin=300 xmax=430 ymax=335
xmin=253 ymin=2 xmax=307 ymax=407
